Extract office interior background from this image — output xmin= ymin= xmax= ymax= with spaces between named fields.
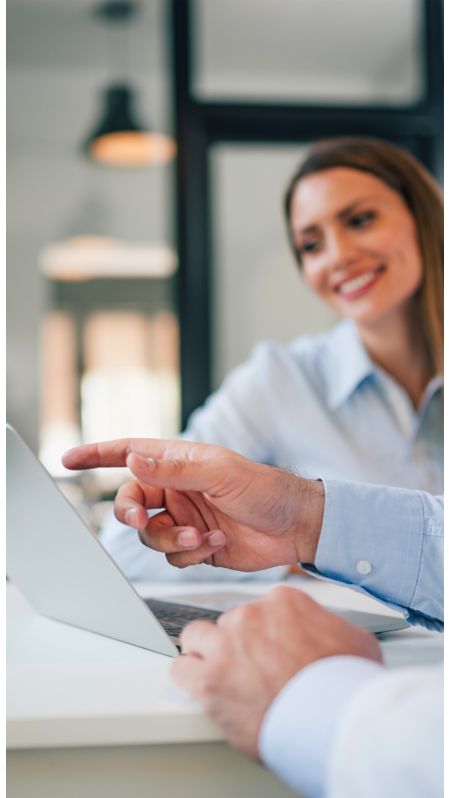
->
xmin=6 ymin=0 xmax=443 ymax=518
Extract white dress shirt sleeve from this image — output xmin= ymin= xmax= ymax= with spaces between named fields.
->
xmin=259 ymin=656 xmax=443 ymax=798
xmin=306 ymin=481 xmax=443 ymax=630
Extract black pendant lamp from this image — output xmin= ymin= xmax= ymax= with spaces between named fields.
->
xmin=83 ymin=1 xmax=176 ymax=167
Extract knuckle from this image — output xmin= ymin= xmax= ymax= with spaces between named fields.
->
xmin=237 ymin=602 xmax=258 ymax=623
xmin=187 ymin=619 xmax=210 ymax=637
xmin=265 ymin=586 xmax=313 ymax=617
xmin=180 ymin=619 xmax=215 ymax=655
xmin=219 ymin=602 xmax=256 ymax=630
xmin=268 ymin=585 xmax=296 ymax=602
xmin=171 ymin=458 xmax=187 ymax=477
xmin=217 ymin=606 xmax=239 ymax=627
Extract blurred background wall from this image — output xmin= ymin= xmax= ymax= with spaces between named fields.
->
xmin=6 ymin=0 xmax=442 ymax=489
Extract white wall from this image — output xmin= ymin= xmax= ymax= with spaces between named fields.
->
xmin=211 ymin=146 xmax=336 ymax=385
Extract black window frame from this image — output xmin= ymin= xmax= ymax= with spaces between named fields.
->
xmin=169 ymin=0 xmax=443 ymax=428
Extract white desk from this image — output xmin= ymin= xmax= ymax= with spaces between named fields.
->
xmin=7 ymin=579 xmax=443 ymax=798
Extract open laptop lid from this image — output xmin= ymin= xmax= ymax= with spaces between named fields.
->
xmin=6 ymin=424 xmax=177 ymax=657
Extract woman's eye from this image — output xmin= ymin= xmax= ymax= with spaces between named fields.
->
xmin=349 ymin=211 xmax=375 ymax=229
xmin=300 ymin=239 xmax=320 ymax=254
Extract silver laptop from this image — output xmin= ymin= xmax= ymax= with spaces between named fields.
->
xmin=6 ymin=424 xmax=408 ymax=656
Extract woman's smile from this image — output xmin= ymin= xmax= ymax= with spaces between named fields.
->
xmin=333 ymin=264 xmax=386 ymax=300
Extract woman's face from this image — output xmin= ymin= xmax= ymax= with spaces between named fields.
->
xmin=289 ymin=167 xmax=423 ymax=326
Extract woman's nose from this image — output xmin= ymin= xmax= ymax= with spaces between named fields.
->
xmin=324 ymin=229 xmax=358 ymax=270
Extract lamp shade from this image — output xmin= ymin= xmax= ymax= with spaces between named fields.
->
xmin=84 ymin=83 xmax=176 ymax=166
xmin=39 ymin=236 xmax=177 ymax=281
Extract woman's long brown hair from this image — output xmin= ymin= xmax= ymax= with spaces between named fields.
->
xmin=284 ymin=137 xmax=443 ymax=375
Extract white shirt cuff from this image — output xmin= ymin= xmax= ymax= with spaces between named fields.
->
xmin=259 ymin=655 xmax=384 ymax=798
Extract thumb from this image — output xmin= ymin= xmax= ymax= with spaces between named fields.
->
xmin=126 ymin=451 xmax=227 ymax=494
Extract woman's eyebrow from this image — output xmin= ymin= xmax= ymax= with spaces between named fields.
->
xmin=295 ymin=222 xmax=320 ymax=236
xmin=336 ymin=196 xmax=377 ymax=220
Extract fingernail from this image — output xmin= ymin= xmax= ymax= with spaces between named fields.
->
xmin=208 ymin=530 xmax=226 ymax=547
xmin=177 ymin=529 xmax=198 ymax=548
xmin=125 ymin=508 xmax=137 ymax=526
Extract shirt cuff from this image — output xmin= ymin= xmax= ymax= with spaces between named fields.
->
xmin=314 ymin=480 xmax=424 ymax=614
xmin=259 ymin=655 xmax=384 ymax=798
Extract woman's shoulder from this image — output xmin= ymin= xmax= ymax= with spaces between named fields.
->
xmin=247 ymin=320 xmax=336 ymax=353
xmin=215 ymin=322 xmax=362 ymax=400
xmin=232 ymin=321 xmax=355 ymax=385
xmin=258 ymin=320 xmax=355 ymax=366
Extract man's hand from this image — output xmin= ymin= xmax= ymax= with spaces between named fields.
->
xmin=171 ymin=586 xmax=383 ymax=758
xmin=62 ymin=438 xmax=324 ymax=571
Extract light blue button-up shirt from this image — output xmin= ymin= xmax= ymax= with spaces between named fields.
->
xmin=100 ymin=320 xmax=442 ymax=582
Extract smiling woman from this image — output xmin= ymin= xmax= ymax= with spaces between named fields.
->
xmin=285 ymin=138 xmax=443 ymax=386
xmin=289 ymin=168 xmax=427 ymax=406
xmin=99 ymin=137 xmax=443 ymax=584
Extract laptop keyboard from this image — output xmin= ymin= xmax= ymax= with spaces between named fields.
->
xmin=144 ymin=597 xmax=222 ymax=637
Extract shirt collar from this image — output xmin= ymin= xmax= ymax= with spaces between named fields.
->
xmin=418 ymin=373 xmax=443 ymax=415
xmin=322 ymin=321 xmax=376 ymax=409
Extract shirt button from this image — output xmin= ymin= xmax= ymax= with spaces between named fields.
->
xmin=356 ymin=560 xmax=372 ymax=575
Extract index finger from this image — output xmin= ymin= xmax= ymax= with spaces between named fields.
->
xmin=126 ymin=450 xmax=235 ymax=496
xmin=62 ymin=438 xmax=190 ymax=470
xmin=62 ymin=438 xmax=238 ymax=497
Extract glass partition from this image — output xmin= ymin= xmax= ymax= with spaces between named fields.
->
xmin=193 ymin=0 xmax=423 ymax=106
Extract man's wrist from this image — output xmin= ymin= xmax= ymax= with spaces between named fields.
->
xmin=295 ymin=478 xmax=324 ymax=564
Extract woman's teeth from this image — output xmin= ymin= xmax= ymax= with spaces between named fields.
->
xmin=338 ymin=270 xmax=379 ymax=295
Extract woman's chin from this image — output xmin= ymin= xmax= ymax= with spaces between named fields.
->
xmin=334 ymin=283 xmax=400 ymax=319
xmin=338 ymin=303 xmax=391 ymax=327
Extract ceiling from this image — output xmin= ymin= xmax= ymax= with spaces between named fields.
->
xmin=7 ymin=0 xmax=421 ymax=99
xmin=194 ymin=0 xmax=422 ymax=102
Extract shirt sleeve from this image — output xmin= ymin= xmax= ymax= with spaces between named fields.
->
xmin=259 ymin=656 xmax=443 ymax=798
xmin=304 ymin=481 xmax=443 ymax=630
xmin=327 ymin=664 xmax=443 ymax=798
